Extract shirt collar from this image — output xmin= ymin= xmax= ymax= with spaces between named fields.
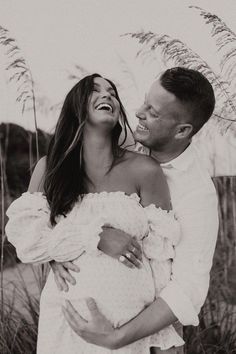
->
xmin=161 ymin=144 xmax=194 ymax=171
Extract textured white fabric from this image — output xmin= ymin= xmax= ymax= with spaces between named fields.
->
xmin=136 ymin=143 xmax=219 ymax=325
xmin=6 ymin=191 xmax=184 ymax=353
xmin=5 ymin=192 xmax=103 ymax=263
xmin=159 ymin=144 xmax=219 ymax=325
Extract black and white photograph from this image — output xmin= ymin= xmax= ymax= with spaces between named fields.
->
xmin=0 ymin=0 xmax=236 ymax=353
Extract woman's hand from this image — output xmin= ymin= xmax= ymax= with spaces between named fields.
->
xmin=50 ymin=260 xmax=80 ymax=291
xmin=98 ymin=227 xmax=142 ymax=268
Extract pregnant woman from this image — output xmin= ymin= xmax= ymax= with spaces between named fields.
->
xmin=6 ymin=74 xmax=184 ymax=353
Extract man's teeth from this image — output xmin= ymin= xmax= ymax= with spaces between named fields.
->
xmin=138 ymin=123 xmax=148 ymax=131
xmin=96 ymin=103 xmax=113 ymax=112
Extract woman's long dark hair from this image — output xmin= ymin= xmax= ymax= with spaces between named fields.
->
xmin=44 ymin=73 xmax=132 ymax=225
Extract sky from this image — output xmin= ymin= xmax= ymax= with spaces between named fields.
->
xmin=0 ymin=0 xmax=236 ymax=133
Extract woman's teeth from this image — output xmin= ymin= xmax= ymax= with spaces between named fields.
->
xmin=96 ymin=103 xmax=113 ymax=112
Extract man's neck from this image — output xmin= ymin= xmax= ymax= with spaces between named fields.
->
xmin=150 ymin=142 xmax=190 ymax=164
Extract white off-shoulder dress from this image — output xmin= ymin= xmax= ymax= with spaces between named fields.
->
xmin=6 ymin=191 xmax=185 ymax=353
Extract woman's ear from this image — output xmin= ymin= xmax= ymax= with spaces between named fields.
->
xmin=175 ymin=123 xmax=193 ymax=139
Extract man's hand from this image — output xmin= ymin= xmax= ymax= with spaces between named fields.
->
xmin=62 ymin=298 xmax=118 ymax=349
xmin=50 ymin=261 xmax=80 ymax=292
xmin=98 ymin=227 xmax=142 ymax=268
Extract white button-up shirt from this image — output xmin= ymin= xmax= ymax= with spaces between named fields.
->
xmin=158 ymin=144 xmax=219 ymax=325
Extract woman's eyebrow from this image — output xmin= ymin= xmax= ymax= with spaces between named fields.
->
xmin=107 ymin=87 xmax=115 ymax=93
xmin=93 ymin=83 xmax=115 ymax=92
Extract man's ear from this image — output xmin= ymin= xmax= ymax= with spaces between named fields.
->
xmin=175 ymin=123 xmax=193 ymax=139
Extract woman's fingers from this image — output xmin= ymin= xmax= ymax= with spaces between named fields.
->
xmin=131 ymin=237 xmax=142 ymax=261
xmin=125 ymin=251 xmax=142 ymax=268
xmin=118 ymin=253 xmax=142 ymax=268
xmin=118 ymin=236 xmax=143 ymax=268
xmin=118 ymin=255 xmax=135 ymax=268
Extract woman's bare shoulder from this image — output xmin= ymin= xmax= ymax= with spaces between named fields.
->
xmin=28 ymin=156 xmax=47 ymax=193
xmin=125 ymin=151 xmax=171 ymax=209
xmin=123 ymin=150 xmax=162 ymax=175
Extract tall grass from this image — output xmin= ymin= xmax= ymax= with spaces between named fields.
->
xmin=0 ymin=138 xmax=6 ymax=321
xmin=0 ymin=264 xmax=49 ymax=354
xmin=0 ymin=25 xmax=39 ymax=169
xmin=184 ymin=176 xmax=236 ymax=353
xmin=190 ymin=6 xmax=236 ymax=88
xmin=124 ymin=30 xmax=236 ymax=137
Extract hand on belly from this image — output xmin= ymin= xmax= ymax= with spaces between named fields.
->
xmin=62 ymin=254 xmax=155 ymax=326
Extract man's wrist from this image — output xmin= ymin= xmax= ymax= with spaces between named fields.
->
xmin=109 ymin=327 xmax=125 ymax=350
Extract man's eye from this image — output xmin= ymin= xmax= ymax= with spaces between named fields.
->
xmin=150 ymin=111 xmax=158 ymax=117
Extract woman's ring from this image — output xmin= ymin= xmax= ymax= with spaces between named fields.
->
xmin=126 ymin=252 xmax=132 ymax=259
xmin=119 ymin=255 xmax=126 ymax=263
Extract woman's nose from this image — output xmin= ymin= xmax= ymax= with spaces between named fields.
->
xmin=101 ymin=91 xmax=111 ymax=99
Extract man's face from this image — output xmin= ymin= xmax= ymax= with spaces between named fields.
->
xmin=134 ymin=79 xmax=187 ymax=149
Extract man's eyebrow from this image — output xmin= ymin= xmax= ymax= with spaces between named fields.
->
xmin=144 ymin=95 xmax=159 ymax=114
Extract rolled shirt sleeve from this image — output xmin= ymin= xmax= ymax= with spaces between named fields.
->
xmin=159 ymin=187 xmax=219 ymax=325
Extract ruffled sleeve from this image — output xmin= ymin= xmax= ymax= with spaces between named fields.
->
xmin=142 ymin=204 xmax=181 ymax=296
xmin=47 ymin=209 xmax=104 ymax=262
xmin=142 ymin=205 xmax=185 ymax=350
xmin=6 ymin=192 xmax=53 ymax=263
xmin=5 ymin=192 xmax=103 ymax=264
xmin=142 ymin=204 xmax=181 ymax=261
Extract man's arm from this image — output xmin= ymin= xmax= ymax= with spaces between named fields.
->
xmin=114 ymin=297 xmax=177 ymax=347
xmin=116 ymin=186 xmax=219 ymax=346
xmin=63 ymin=186 xmax=218 ymax=348
xmin=62 ymin=296 xmax=176 ymax=349
xmin=158 ymin=187 xmax=219 ymax=325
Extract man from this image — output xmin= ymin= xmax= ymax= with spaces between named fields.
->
xmin=57 ymin=67 xmax=219 ymax=353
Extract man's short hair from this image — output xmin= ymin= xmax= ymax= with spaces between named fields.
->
xmin=160 ymin=67 xmax=215 ymax=135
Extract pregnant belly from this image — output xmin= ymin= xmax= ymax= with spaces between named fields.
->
xmin=59 ymin=254 xmax=155 ymax=326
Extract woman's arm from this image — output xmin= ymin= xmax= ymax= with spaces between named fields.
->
xmin=5 ymin=157 xmax=103 ymax=264
xmin=6 ymin=156 xmax=51 ymax=262
xmin=28 ymin=156 xmax=46 ymax=193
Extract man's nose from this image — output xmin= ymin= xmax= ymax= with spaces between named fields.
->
xmin=135 ymin=106 xmax=145 ymax=120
